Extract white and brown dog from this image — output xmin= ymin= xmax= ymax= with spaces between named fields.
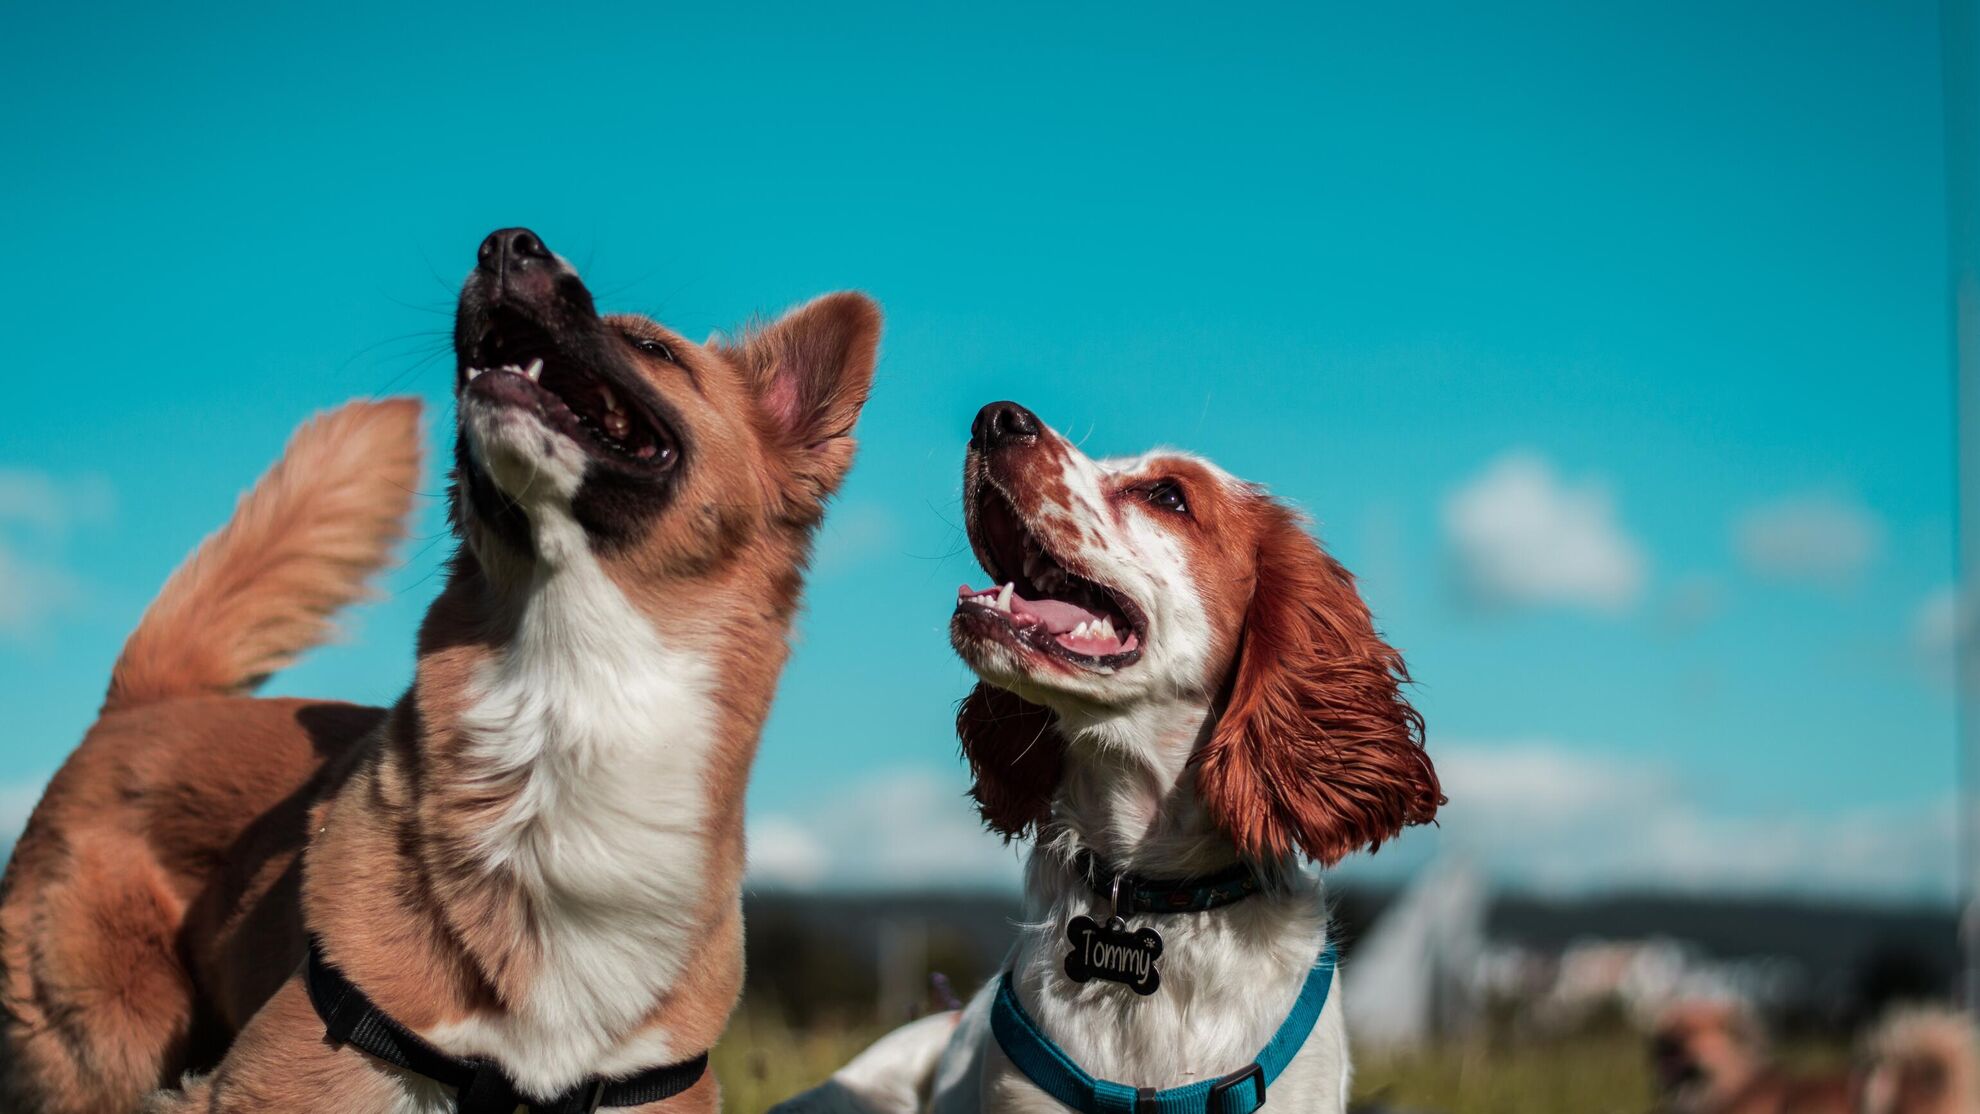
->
xmin=0 ymin=228 xmax=879 ymax=1113
xmin=778 ymin=401 xmax=1441 ymax=1114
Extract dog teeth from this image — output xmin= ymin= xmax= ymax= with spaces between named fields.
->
xmin=1064 ymin=618 xmax=1118 ymax=644
xmin=463 ymin=362 xmax=544 ymax=386
xmin=960 ymin=585 xmax=1018 ymax=613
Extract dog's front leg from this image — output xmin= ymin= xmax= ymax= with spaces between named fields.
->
xmin=143 ymin=976 xmax=448 ymax=1113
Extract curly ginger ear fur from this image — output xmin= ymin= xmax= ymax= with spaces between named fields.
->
xmin=1195 ymin=500 xmax=1442 ymax=866
xmin=956 ymin=682 xmax=1066 ymax=841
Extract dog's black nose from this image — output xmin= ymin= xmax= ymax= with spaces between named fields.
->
xmin=973 ymin=401 xmax=1041 ymax=450
xmin=477 ymin=227 xmax=553 ymax=274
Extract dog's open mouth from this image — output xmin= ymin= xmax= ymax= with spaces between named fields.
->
xmin=459 ymin=310 xmax=674 ymax=466
xmin=955 ymin=484 xmax=1145 ymax=669
xmin=1650 ymin=1040 xmax=1705 ymax=1093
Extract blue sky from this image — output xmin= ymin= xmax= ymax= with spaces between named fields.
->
xmin=0 ymin=0 xmax=1956 ymax=900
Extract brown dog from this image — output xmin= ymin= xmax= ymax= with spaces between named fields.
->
xmin=1651 ymin=999 xmax=1851 ymax=1114
xmin=0 ymin=228 xmax=879 ymax=1112
xmin=1858 ymin=1006 xmax=1980 ymax=1114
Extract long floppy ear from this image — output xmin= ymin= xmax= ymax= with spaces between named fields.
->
xmin=956 ymin=682 xmax=1066 ymax=841
xmin=1195 ymin=502 xmax=1442 ymax=866
xmin=722 ymin=292 xmax=881 ymax=520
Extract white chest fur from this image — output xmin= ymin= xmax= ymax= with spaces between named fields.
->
xmin=986 ymin=861 xmax=1352 ymax=1113
xmin=434 ymin=509 xmax=718 ymax=1099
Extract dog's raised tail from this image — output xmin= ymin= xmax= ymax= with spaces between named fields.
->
xmin=105 ymin=398 xmax=423 ymax=711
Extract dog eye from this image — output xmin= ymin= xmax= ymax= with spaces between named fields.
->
xmin=1143 ymin=480 xmax=1188 ymax=515
xmin=627 ymin=335 xmax=676 ymax=363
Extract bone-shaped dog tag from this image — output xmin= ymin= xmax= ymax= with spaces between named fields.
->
xmin=1063 ymin=915 xmax=1162 ymax=996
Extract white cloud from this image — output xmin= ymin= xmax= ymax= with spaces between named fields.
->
xmin=747 ymin=767 xmax=1024 ymax=891
xmin=1658 ymin=574 xmax=1725 ymax=633
xmin=0 ymin=544 xmax=82 ymax=635
xmin=1733 ymin=493 xmax=1883 ymax=584
xmin=1384 ymin=739 xmax=1956 ymax=900
xmin=748 ymin=815 xmax=832 ymax=887
xmin=0 ymin=469 xmax=114 ymax=535
xmin=1443 ymin=452 xmax=1647 ymax=614
xmin=1435 ymin=742 xmax=1661 ymax=823
xmin=755 ymin=745 xmax=1953 ymax=902
xmin=0 ymin=468 xmax=113 ymax=636
xmin=811 ymin=501 xmax=901 ymax=576
xmin=1910 ymin=585 xmax=1977 ymax=689
xmin=1914 ymin=585 xmax=1960 ymax=662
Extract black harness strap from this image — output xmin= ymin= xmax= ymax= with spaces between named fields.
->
xmin=305 ymin=938 xmax=707 ymax=1114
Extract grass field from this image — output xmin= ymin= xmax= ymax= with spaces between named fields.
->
xmin=710 ymin=1012 xmax=1764 ymax=1114
xmin=715 ymin=1012 xmax=888 ymax=1114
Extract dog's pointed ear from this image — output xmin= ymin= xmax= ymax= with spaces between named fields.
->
xmin=957 ymin=682 xmax=1065 ymax=841
xmin=1196 ymin=503 xmax=1442 ymax=866
xmin=722 ymin=292 xmax=881 ymax=520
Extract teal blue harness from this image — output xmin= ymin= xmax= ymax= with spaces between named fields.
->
xmin=987 ymin=946 xmax=1339 ymax=1114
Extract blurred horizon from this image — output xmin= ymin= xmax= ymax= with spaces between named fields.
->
xmin=0 ymin=0 xmax=1958 ymax=905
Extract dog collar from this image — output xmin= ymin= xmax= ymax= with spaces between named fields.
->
xmin=305 ymin=938 xmax=707 ymax=1114
xmin=1073 ymin=851 xmax=1263 ymax=914
xmin=990 ymin=947 xmax=1337 ymax=1114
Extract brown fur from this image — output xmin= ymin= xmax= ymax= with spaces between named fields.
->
xmin=729 ymin=292 xmax=882 ymax=522
xmin=0 ymin=401 xmax=418 ymax=1114
xmin=1859 ymin=1006 xmax=1980 ymax=1114
xmin=956 ymin=683 xmax=1065 ymax=840
xmin=1194 ymin=498 xmax=1439 ymax=866
xmin=1650 ymin=999 xmax=1852 ymax=1114
xmin=957 ymin=465 xmax=1440 ymax=865
xmin=2 ymin=279 xmax=879 ymax=1113
xmin=106 ymin=400 xmax=423 ymax=710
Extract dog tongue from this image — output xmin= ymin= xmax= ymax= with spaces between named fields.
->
xmin=956 ymin=583 xmax=1105 ymax=634
xmin=1012 ymin=595 xmax=1102 ymax=634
